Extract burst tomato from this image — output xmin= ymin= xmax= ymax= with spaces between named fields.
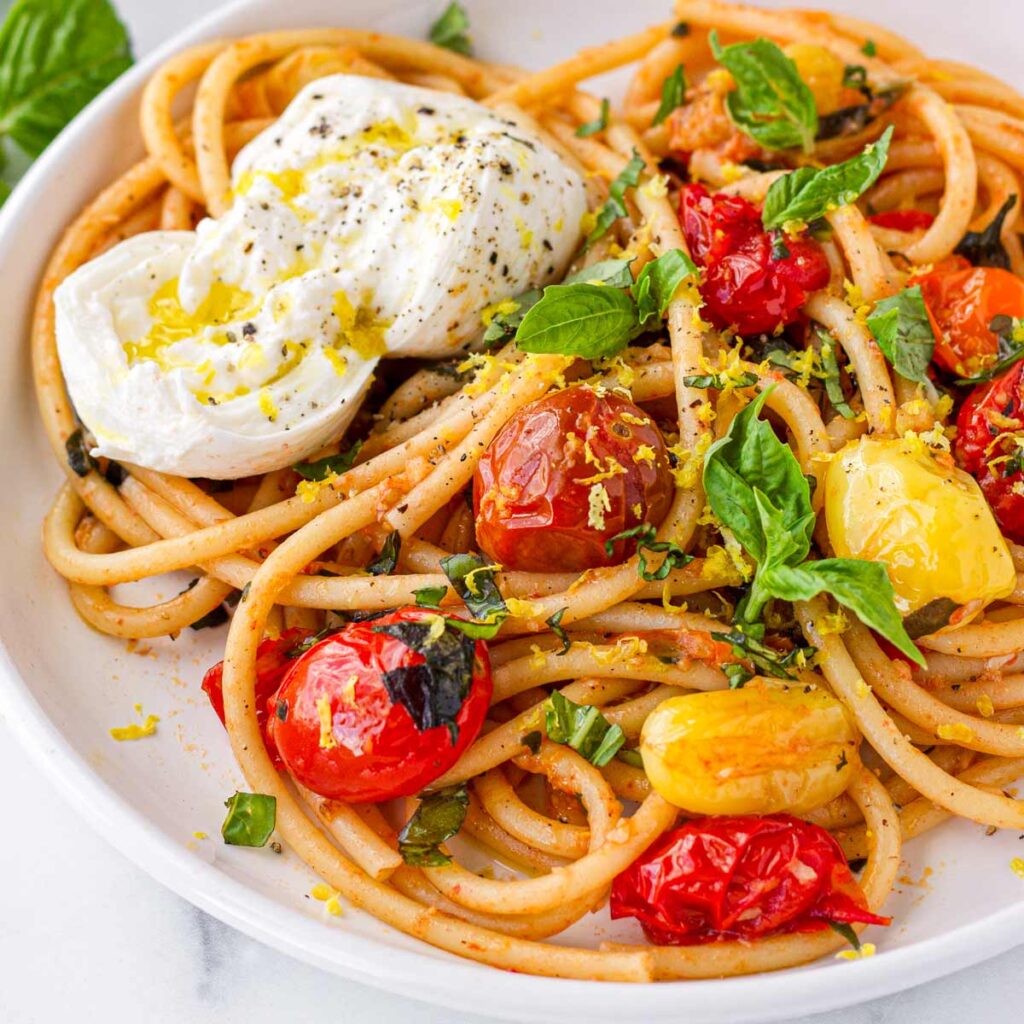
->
xmin=867 ymin=209 xmax=936 ymax=232
xmin=610 ymin=814 xmax=889 ymax=945
xmin=912 ymin=257 xmax=1024 ymax=376
xmin=267 ymin=608 xmax=492 ymax=802
xmin=201 ymin=627 xmax=313 ymax=769
xmin=678 ymin=183 xmax=830 ymax=336
xmin=956 ymin=360 xmax=1024 ymax=542
xmin=473 ymin=386 xmax=674 ymax=573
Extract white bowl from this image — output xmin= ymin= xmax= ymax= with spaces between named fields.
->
xmin=2 ymin=1 xmax=1023 ymax=1021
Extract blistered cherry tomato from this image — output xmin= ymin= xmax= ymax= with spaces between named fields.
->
xmin=912 ymin=256 xmax=1024 ymax=376
xmin=268 ymin=608 xmax=492 ymax=802
xmin=201 ymin=627 xmax=312 ymax=769
xmin=867 ymin=209 xmax=936 ymax=232
xmin=678 ymin=183 xmax=831 ymax=336
xmin=473 ymin=386 xmax=674 ymax=572
xmin=956 ymin=360 xmax=1024 ymax=542
xmin=610 ymin=814 xmax=890 ymax=945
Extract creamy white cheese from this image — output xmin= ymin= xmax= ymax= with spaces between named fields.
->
xmin=55 ymin=74 xmax=586 ymax=478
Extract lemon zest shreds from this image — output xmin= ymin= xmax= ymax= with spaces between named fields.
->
xmin=976 ymin=694 xmax=995 ymax=718
xmin=110 ymin=708 xmax=160 ymax=741
xmin=316 ymin=694 xmax=337 ymax=750
xmin=506 ymin=597 xmax=544 ymax=619
xmin=1011 ymin=857 xmax=1024 ymax=879
xmin=587 ymin=483 xmax=611 ymax=530
xmin=836 ymin=943 xmax=876 ymax=961
xmin=937 ymin=722 xmax=975 ymax=743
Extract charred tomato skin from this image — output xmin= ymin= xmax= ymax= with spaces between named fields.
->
xmin=956 ymin=360 xmax=1024 ymax=543
xmin=267 ymin=607 xmax=492 ymax=803
xmin=473 ymin=386 xmax=674 ymax=573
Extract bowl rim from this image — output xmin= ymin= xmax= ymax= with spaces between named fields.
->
xmin=1 ymin=0 xmax=1023 ymax=1019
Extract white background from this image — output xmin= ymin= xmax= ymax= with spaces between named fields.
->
xmin=0 ymin=1 xmax=1020 ymax=1021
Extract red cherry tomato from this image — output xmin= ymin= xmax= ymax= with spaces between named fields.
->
xmin=955 ymin=360 xmax=1024 ymax=542
xmin=201 ymin=627 xmax=312 ymax=769
xmin=268 ymin=608 xmax=492 ymax=802
xmin=867 ymin=209 xmax=936 ymax=232
xmin=610 ymin=814 xmax=889 ymax=945
xmin=911 ymin=257 xmax=1024 ymax=376
xmin=473 ymin=385 xmax=674 ymax=573
xmin=678 ymin=183 xmax=831 ymax=336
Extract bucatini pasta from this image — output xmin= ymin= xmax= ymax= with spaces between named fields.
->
xmin=30 ymin=0 xmax=1024 ymax=981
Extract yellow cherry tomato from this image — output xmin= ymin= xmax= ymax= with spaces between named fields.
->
xmin=784 ymin=43 xmax=845 ymax=114
xmin=825 ymin=437 xmax=1016 ymax=615
xmin=639 ymin=683 xmax=860 ymax=816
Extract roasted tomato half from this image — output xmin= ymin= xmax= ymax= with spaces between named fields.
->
xmin=610 ymin=814 xmax=890 ymax=945
xmin=268 ymin=608 xmax=492 ymax=802
xmin=912 ymin=256 xmax=1024 ymax=377
xmin=956 ymin=360 xmax=1024 ymax=543
xmin=473 ymin=385 xmax=674 ymax=573
xmin=678 ymin=183 xmax=831 ymax=336
xmin=867 ymin=209 xmax=936 ymax=232
xmin=202 ymin=627 xmax=313 ymax=769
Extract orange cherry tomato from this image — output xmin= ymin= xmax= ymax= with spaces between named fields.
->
xmin=912 ymin=257 xmax=1024 ymax=376
xmin=473 ymin=386 xmax=674 ymax=572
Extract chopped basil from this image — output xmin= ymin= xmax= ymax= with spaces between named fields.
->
xmin=671 ymin=21 xmax=690 ymax=37
xmin=762 ymin=126 xmax=893 ymax=230
xmin=652 ymin=65 xmax=686 ymax=127
xmin=903 ymin=597 xmax=958 ymax=640
xmin=397 ymin=785 xmax=469 ymax=866
xmin=428 ymin=1 xmax=471 ymax=56
xmin=724 ymin=663 xmax=755 ymax=690
xmin=546 ymin=607 xmax=571 ymax=655
xmin=274 ymin=698 xmax=288 ymax=722
xmin=587 ymin=148 xmax=645 ymax=246
xmin=634 ymin=248 xmax=699 ymax=324
xmin=722 ymin=627 xmax=813 ymax=681
xmin=956 ymin=314 xmax=1024 ymax=385
xmin=367 ymin=530 xmax=401 ymax=576
xmin=818 ymin=330 xmax=855 ymax=419
xmin=829 ymin=920 xmax=862 ymax=951
xmin=682 ymin=371 xmax=758 ymax=389
xmin=544 ymin=691 xmax=625 ymax=767
xmin=576 ymin=97 xmax=610 ymax=138
xmin=866 ymin=285 xmax=935 ymax=383
xmin=605 ymin=523 xmax=693 ymax=581
xmin=221 ymin=791 xmax=276 ymax=847
xmin=954 ymin=193 xmax=1017 ymax=270
xmin=816 ymin=85 xmax=904 ymax=142
xmin=710 ymin=31 xmax=817 ymax=153
xmin=842 ymin=64 xmax=869 ymax=91
xmin=65 ymin=428 xmax=94 ymax=477
xmin=861 ymin=39 xmax=877 ymax=57
xmin=293 ymin=441 xmax=362 ymax=481
xmin=439 ymin=553 xmax=507 ymax=624
xmin=616 ymin=746 xmax=645 ymax=768
xmin=414 ymin=585 xmax=448 ymax=609
xmin=189 ymin=604 xmax=229 ymax=631
xmin=482 ymin=288 xmax=542 ymax=347
xmin=285 ymin=624 xmax=343 ymax=658
xmin=521 ymin=730 xmax=543 ymax=755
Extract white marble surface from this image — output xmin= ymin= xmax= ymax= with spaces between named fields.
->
xmin=0 ymin=2 xmax=1021 ymax=1022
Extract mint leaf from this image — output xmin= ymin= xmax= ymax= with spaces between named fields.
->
xmin=652 ymin=64 xmax=686 ymax=126
xmin=634 ymin=248 xmax=699 ymax=324
xmin=576 ymin=97 xmax=610 ymax=138
xmin=515 ymin=282 xmax=640 ymax=359
xmin=762 ymin=126 xmax=893 ymax=229
xmin=0 ymin=0 xmax=132 ymax=159
xmin=428 ymin=2 xmax=472 ymax=56
xmin=587 ymin=148 xmax=645 ymax=246
xmin=710 ymin=31 xmax=817 ymax=152
xmin=866 ymin=285 xmax=935 ymax=383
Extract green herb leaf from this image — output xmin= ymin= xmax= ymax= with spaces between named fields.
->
xmin=671 ymin=21 xmax=690 ymax=37
xmin=816 ymin=84 xmax=905 ymax=142
xmin=955 ymin=315 xmax=1024 ymax=385
xmin=902 ymin=597 xmax=958 ymax=640
xmin=414 ymin=585 xmax=448 ymax=609
xmin=439 ymin=553 xmax=507 ymax=625
xmin=0 ymin=0 xmax=132 ymax=164
xmin=221 ymin=792 xmax=276 ymax=847
xmin=604 ymin=523 xmax=693 ymax=581
xmin=428 ymin=1 xmax=472 ymax=56
xmin=761 ymin=559 xmax=925 ymax=665
xmin=829 ymin=920 xmax=862 ymax=950
xmin=652 ymin=64 xmax=686 ymax=126
xmin=397 ymin=785 xmax=469 ymax=866
xmin=189 ymin=604 xmax=229 ymax=631
xmin=521 ymin=730 xmax=543 ymax=755
xmin=818 ymin=330 xmax=855 ymax=419
xmin=367 ymin=531 xmax=401 ymax=576
xmin=722 ymin=627 xmax=814 ymax=681
xmin=710 ymin=31 xmax=817 ymax=153
xmin=293 ymin=441 xmax=362 ymax=481
xmin=682 ymin=371 xmax=759 ymax=389
xmin=544 ymin=691 xmax=625 ymax=767
xmin=842 ymin=64 xmax=869 ymax=91
xmin=954 ymin=193 xmax=1017 ymax=270
xmin=724 ymin=663 xmax=755 ymax=689
xmin=514 ymin=282 xmax=640 ymax=359
xmin=587 ymin=148 xmax=645 ymax=246
xmin=576 ymin=97 xmax=610 ymax=137
xmin=634 ymin=248 xmax=699 ymax=324
xmin=762 ymin=125 xmax=893 ymax=229
xmin=481 ymin=288 xmax=542 ymax=347
xmin=616 ymin=746 xmax=645 ymax=768
xmin=866 ymin=284 xmax=935 ymax=383
xmin=546 ymin=607 xmax=571 ymax=654
xmin=65 ymin=428 xmax=95 ymax=477
xmin=565 ymin=257 xmax=636 ymax=288
xmin=861 ymin=39 xmax=877 ymax=57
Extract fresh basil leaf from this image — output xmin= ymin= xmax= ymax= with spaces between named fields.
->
xmin=565 ymin=257 xmax=635 ymax=289
xmin=634 ymin=248 xmax=699 ymax=324
xmin=861 ymin=39 xmax=877 ymax=57
xmin=818 ymin=330 xmax=855 ymax=419
xmin=762 ymin=126 xmax=893 ymax=229
xmin=816 ymin=84 xmax=904 ymax=142
xmin=702 ymin=388 xmax=815 ymax=564
xmin=65 ymin=428 xmax=95 ymax=477
xmin=546 ymin=607 xmax=571 ymax=655
xmin=367 ymin=531 xmax=401 ymax=576
xmin=515 ymin=282 xmax=640 ymax=359
xmin=604 ymin=522 xmax=693 ymax=581
xmin=521 ymin=730 xmax=543 ymax=755
xmin=682 ymin=371 xmax=759 ymax=389
xmin=710 ymin=31 xmax=817 ymax=153
xmin=414 ymin=585 xmax=448 ymax=609
xmin=428 ymin=1 xmax=471 ymax=56
xmin=576 ymin=97 xmax=610 ymax=138
xmin=221 ymin=792 xmax=276 ymax=847
xmin=397 ymin=785 xmax=468 ymax=866
xmin=0 ymin=0 xmax=132 ymax=164
xmin=482 ymin=288 xmax=541 ymax=347
xmin=616 ymin=746 xmax=645 ymax=768
xmin=761 ymin=559 xmax=925 ymax=665
xmin=587 ymin=148 xmax=645 ymax=246
xmin=829 ymin=921 xmax=862 ymax=951
xmin=294 ymin=441 xmax=362 ymax=481
xmin=954 ymin=194 xmax=1017 ymax=270
xmin=544 ymin=691 xmax=625 ymax=767
xmin=652 ymin=64 xmax=686 ymax=127
xmin=903 ymin=597 xmax=958 ymax=640
xmin=753 ymin=487 xmax=812 ymax=573
xmin=189 ymin=604 xmax=229 ymax=631
xmin=439 ymin=553 xmax=507 ymax=625
xmin=866 ymin=285 xmax=935 ymax=383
